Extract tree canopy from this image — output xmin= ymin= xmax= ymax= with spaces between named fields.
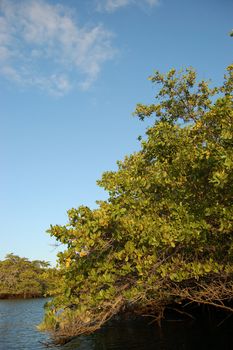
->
xmin=41 ymin=65 xmax=233 ymax=343
xmin=0 ymin=254 xmax=60 ymax=298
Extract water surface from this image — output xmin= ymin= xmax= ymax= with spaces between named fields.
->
xmin=0 ymin=298 xmax=232 ymax=349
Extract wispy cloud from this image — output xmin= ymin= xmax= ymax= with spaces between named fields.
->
xmin=97 ymin=0 xmax=159 ymax=12
xmin=0 ymin=0 xmax=116 ymax=95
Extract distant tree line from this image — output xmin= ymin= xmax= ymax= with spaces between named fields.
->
xmin=0 ymin=253 xmax=60 ymax=299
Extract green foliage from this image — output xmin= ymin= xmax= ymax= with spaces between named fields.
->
xmin=42 ymin=65 xmax=233 ymax=341
xmin=0 ymin=254 xmax=60 ymax=298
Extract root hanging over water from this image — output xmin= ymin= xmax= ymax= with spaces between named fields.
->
xmin=47 ymin=274 xmax=233 ymax=345
xmin=51 ymin=296 xmax=124 ymax=345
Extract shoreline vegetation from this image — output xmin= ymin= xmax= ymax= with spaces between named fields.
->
xmin=39 ymin=65 xmax=233 ymax=345
xmin=0 ymin=293 xmax=46 ymax=299
xmin=0 ymin=254 xmax=60 ymax=300
xmin=2 ymin=65 xmax=232 ymax=345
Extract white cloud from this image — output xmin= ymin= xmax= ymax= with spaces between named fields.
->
xmin=97 ymin=0 xmax=159 ymax=12
xmin=0 ymin=0 xmax=116 ymax=95
xmin=0 ymin=65 xmax=22 ymax=83
xmin=98 ymin=0 xmax=130 ymax=12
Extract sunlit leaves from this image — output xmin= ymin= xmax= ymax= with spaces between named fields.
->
xmin=43 ymin=65 xmax=233 ymax=339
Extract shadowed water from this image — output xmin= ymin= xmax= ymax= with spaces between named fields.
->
xmin=0 ymin=298 xmax=232 ymax=350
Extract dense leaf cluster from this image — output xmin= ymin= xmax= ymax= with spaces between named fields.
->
xmin=41 ymin=66 xmax=233 ymax=342
xmin=0 ymin=254 xmax=60 ymax=298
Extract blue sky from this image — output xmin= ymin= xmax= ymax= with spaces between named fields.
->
xmin=1 ymin=0 xmax=232 ymax=265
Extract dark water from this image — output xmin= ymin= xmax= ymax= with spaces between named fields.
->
xmin=0 ymin=298 xmax=232 ymax=350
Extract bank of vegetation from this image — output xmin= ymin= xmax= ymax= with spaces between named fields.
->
xmin=0 ymin=254 xmax=60 ymax=299
xmin=40 ymin=65 xmax=233 ymax=344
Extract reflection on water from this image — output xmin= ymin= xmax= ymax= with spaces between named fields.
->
xmin=0 ymin=298 xmax=232 ymax=350
xmin=67 ymin=316 xmax=233 ymax=350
